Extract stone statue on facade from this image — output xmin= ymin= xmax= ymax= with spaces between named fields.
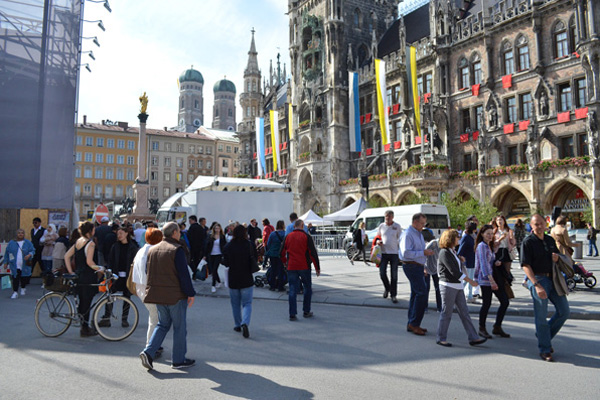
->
xmin=149 ymin=199 xmax=161 ymax=215
xmin=539 ymin=89 xmax=549 ymax=118
xmin=525 ymin=123 xmax=539 ymax=170
xmin=347 ymin=43 xmax=354 ymax=71
xmin=432 ymin=124 xmax=443 ymax=155
xmin=477 ymin=133 xmax=486 ymax=175
xmin=122 ymin=197 xmax=136 ymax=215
xmin=588 ymin=110 xmax=599 ymax=161
xmin=487 ymin=104 xmax=497 ymax=130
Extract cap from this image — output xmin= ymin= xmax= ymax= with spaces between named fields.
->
xmin=101 ymin=216 xmax=109 ymax=222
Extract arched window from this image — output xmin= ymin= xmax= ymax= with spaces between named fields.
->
xmin=357 ymin=44 xmax=368 ymax=67
xmin=471 ymin=53 xmax=482 ymax=85
xmin=502 ymin=41 xmax=514 ymax=75
xmin=569 ymin=16 xmax=577 ymax=53
xmin=354 ymin=8 xmax=361 ymax=28
xmin=553 ymin=21 xmax=568 ymax=59
xmin=458 ymin=57 xmax=469 ymax=89
xmin=516 ymin=35 xmax=529 ymax=71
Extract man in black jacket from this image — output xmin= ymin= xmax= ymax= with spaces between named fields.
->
xmin=187 ymin=215 xmax=203 ymax=278
xmin=30 ymin=217 xmax=45 ymax=276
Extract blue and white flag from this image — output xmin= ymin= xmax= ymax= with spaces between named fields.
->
xmin=348 ymin=71 xmax=361 ymax=152
xmin=256 ymin=117 xmax=266 ymax=176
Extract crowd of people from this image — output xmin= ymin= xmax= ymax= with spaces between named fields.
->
xmin=2 ymin=209 xmax=592 ymax=366
xmin=366 ymin=210 xmax=580 ymax=361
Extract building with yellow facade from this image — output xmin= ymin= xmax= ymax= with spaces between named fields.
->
xmin=75 ymin=120 xmax=139 ymax=219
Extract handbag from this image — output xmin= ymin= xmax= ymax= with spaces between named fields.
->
xmin=218 ymin=264 xmax=229 ymax=288
xmin=370 ymin=244 xmax=382 ymax=264
xmin=504 ymin=282 xmax=515 ymax=299
xmin=196 ymin=258 xmax=210 ymax=280
xmin=18 ymin=243 xmax=33 ymax=266
xmin=1 ymin=275 xmax=12 ymax=290
xmin=126 ymin=269 xmax=136 ymax=295
xmin=509 ymin=246 xmax=519 ymax=261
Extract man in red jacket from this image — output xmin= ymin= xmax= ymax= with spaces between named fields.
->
xmin=280 ymin=219 xmax=321 ymax=320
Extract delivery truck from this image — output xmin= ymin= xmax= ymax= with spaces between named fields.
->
xmin=156 ymin=176 xmax=294 ymax=227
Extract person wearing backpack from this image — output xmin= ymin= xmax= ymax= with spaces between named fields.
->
xmin=266 ymin=220 xmax=287 ymax=291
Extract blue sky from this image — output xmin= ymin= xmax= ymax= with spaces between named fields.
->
xmin=78 ymin=0 xmax=290 ymax=129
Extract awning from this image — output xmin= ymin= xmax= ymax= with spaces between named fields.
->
xmin=299 ymin=209 xmax=333 ymax=225
xmin=323 ymin=197 xmax=368 ymax=222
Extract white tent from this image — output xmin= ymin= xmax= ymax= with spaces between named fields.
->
xmin=323 ymin=197 xmax=368 ymax=222
xmin=299 ymin=209 xmax=333 ymax=225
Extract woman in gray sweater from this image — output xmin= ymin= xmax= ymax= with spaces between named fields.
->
xmin=436 ymin=229 xmax=487 ymax=347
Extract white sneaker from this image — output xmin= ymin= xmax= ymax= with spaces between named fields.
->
xmin=215 ymin=282 xmax=222 ymax=289
xmin=211 ymin=286 xmax=216 ymax=293
xmin=20 ymin=288 xmax=26 ymax=296
xmin=11 ymin=292 xmax=18 ymax=299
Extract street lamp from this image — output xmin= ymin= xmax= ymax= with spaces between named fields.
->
xmin=83 ymin=19 xmax=105 ymax=31
xmin=87 ymin=0 xmax=112 ymax=13
xmin=83 ymin=36 xmax=100 ymax=47
xmin=80 ymin=63 xmax=92 ymax=72
xmin=81 ymin=50 xmax=95 ymax=60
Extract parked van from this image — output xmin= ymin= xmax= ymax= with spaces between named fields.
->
xmin=343 ymin=204 xmax=451 ymax=254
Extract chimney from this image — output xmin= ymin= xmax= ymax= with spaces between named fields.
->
xmin=83 ymin=115 xmax=87 ymax=125
xmin=118 ymin=121 xmax=129 ymax=130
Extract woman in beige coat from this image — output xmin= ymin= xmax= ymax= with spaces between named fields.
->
xmin=550 ymin=216 xmax=580 ymax=263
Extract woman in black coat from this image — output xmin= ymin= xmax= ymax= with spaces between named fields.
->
xmin=222 ymin=224 xmax=257 ymax=338
xmin=203 ymin=223 xmax=227 ymax=292
xmin=99 ymin=225 xmax=139 ymax=327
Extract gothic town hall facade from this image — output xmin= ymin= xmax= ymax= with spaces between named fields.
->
xmin=237 ymin=0 xmax=600 ymax=226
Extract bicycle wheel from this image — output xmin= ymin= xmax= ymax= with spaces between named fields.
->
xmin=34 ymin=292 xmax=73 ymax=337
xmin=93 ymin=295 xmax=139 ymax=341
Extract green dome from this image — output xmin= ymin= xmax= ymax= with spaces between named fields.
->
xmin=179 ymin=68 xmax=204 ymax=85
xmin=213 ymin=78 xmax=236 ymax=94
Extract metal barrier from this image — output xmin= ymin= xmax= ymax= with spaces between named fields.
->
xmin=312 ymin=233 xmax=347 ymax=257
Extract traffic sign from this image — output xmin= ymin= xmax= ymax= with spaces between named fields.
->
xmin=95 ymin=203 xmax=109 ymax=224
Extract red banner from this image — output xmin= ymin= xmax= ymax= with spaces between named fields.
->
xmin=502 ymin=74 xmax=512 ymax=89
xmin=387 ymin=106 xmax=391 ymax=115
xmin=394 ymin=141 xmax=401 ymax=149
xmin=253 ymin=152 xmax=256 ymax=159
xmin=518 ymin=120 xmax=530 ymax=131
xmin=471 ymin=84 xmax=481 ymax=96
xmin=460 ymin=133 xmax=469 ymax=143
xmin=384 ymin=143 xmax=391 ymax=151
xmin=473 ymin=131 xmax=479 ymax=141
xmin=360 ymin=115 xmax=365 ymax=125
xmin=392 ymin=104 xmax=400 ymax=114
xmin=503 ymin=123 xmax=514 ymax=134
xmin=415 ymin=136 xmax=422 ymax=145
xmin=557 ymin=111 xmax=571 ymax=123
xmin=366 ymin=148 xmax=373 ymax=156
xmin=575 ymin=107 xmax=589 ymax=120
xmin=365 ymin=113 xmax=372 ymax=123
xmin=424 ymin=93 xmax=432 ymax=103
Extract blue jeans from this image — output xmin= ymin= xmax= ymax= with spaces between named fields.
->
xmin=288 ymin=269 xmax=312 ymax=316
xmin=403 ymin=264 xmax=428 ymax=327
xmin=229 ymin=286 xmax=253 ymax=327
xmin=143 ymin=299 xmax=188 ymax=364
xmin=268 ymin=257 xmax=286 ymax=290
xmin=379 ymin=254 xmax=399 ymax=297
xmin=528 ymin=276 xmax=570 ymax=354
xmin=588 ymin=239 xmax=598 ymax=256
xmin=42 ymin=260 xmax=53 ymax=276
xmin=463 ymin=268 xmax=476 ymax=300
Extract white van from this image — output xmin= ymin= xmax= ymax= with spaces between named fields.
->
xmin=343 ymin=204 xmax=451 ymax=253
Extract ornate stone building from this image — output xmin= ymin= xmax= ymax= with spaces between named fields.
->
xmin=178 ymin=67 xmax=205 ymax=133
xmin=242 ymin=0 xmax=599 ymax=225
xmin=212 ymin=78 xmax=237 ymax=131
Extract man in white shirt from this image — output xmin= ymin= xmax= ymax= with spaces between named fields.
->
xmin=376 ymin=210 xmax=402 ymax=303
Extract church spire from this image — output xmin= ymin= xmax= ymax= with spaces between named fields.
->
xmin=244 ymin=28 xmax=260 ymax=76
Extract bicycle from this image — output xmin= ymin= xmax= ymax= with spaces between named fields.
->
xmin=34 ymin=269 xmax=139 ymax=341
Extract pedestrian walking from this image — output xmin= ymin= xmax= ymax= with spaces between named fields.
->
xmin=377 ymin=210 xmax=402 ymax=303
xmin=400 ymin=213 xmax=434 ymax=336
xmin=350 ymin=221 xmax=369 ymax=265
xmin=30 ymin=217 xmax=45 ymax=276
xmin=423 ymin=230 xmax=441 ymax=313
xmin=99 ymin=226 xmax=139 ymax=328
xmin=51 ymin=227 xmax=70 ymax=272
xmin=522 ymin=214 xmax=570 ymax=362
xmin=435 ymin=229 xmax=486 ymax=347
xmin=222 ymin=224 xmax=257 ymax=338
xmin=551 ymin=216 xmax=580 ymax=265
xmin=187 ymin=215 xmax=203 ymax=279
xmin=587 ymin=222 xmax=599 ymax=257
xmin=266 ymin=220 xmax=287 ymax=291
xmin=458 ymin=221 xmax=478 ymax=303
xmin=475 ymin=224 xmax=510 ymax=339
xmin=40 ymin=223 xmax=58 ymax=279
xmin=94 ymin=216 xmax=111 ymax=266
xmin=140 ymin=222 xmax=196 ymax=370
xmin=513 ymin=219 xmax=527 ymax=260
xmin=64 ymin=222 xmax=104 ymax=336
xmin=131 ymin=228 xmax=163 ymax=351
xmin=3 ymin=229 xmax=35 ymax=299
xmin=204 ymin=223 xmax=226 ymax=292
xmin=280 ymin=219 xmax=321 ymax=320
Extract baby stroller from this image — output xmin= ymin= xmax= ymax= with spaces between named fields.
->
xmin=567 ymin=262 xmax=597 ymax=290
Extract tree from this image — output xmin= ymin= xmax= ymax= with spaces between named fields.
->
xmin=401 ymin=190 xmax=431 ymax=205
xmin=440 ymin=193 xmax=498 ymax=228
